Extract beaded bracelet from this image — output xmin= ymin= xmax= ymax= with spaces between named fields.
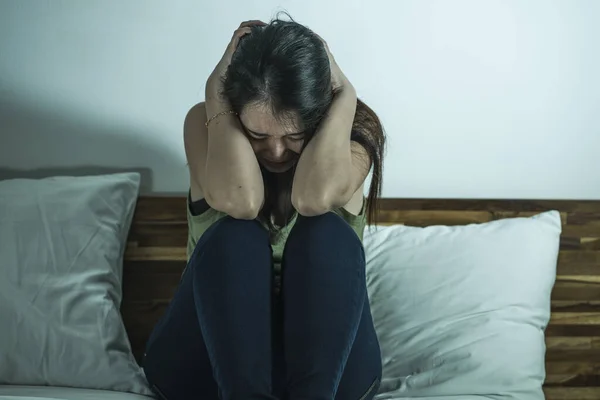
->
xmin=205 ymin=110 xmax=239 ymax=128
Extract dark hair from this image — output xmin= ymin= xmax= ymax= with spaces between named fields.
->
xmin=221 ymin=13 xmax=385 ymax=230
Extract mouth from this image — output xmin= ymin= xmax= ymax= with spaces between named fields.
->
xmin=260 ymin=158 xmax=294 ymax=172
xmin=263 ymin=158 xmax=289 ymax=165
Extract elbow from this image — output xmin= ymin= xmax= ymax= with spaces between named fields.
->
xmin=292 ymin=198 xmax=329 ymax=217
xmin=225 ymin=203 xmax=261 ymax=220
xmin=292 ymin=189 xmax=348 ymax=217
xmin=205 ymin=191 xmax=262 ymax=220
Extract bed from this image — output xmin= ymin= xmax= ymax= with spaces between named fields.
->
xmin=120 ymin=196 xmax=600 ymax=400
xmin=0 ymin=385 xmax=154 ymax=400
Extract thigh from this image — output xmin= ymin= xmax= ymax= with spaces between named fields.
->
xmin=271 ymin=295 xmax=286 ymax=399
xmin=335 ymin=295 xmax=382 ymax=400
xmin=142 ymin=263 xmax=218 ymax=400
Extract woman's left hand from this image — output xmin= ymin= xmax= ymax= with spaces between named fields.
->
xmin=315 ymin=34 xmax=348 ymax=91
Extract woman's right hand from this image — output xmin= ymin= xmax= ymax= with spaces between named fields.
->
xmin=206 ymin=20 xmax=267 ymax=95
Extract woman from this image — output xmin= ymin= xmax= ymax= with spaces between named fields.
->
xmin=142 ymin=16 xmax=386 ymax=400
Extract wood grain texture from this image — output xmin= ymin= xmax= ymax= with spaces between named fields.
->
xmin=122 ymin=197 xmax=600 ymax=396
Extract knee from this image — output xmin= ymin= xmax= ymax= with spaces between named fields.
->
xmin=205 ymin=216 xmax=268 ymax=247
xmin=288 ymin=212 xmax=362 ymax=252
xmin=188 ymin=216 xmax=269 ymax=269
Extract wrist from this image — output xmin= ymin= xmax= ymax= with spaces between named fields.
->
xmin=205 ymin=91 xmax=232 ymax=117
xmin=335 ymin=81 xmax=357 ymax=106
xmin=205 ymin=74 xmax=224 ymax=99
xmin=337 ymin=75 xmax=354 ymax=93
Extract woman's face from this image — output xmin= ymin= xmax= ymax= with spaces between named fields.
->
xmin=239 ymin=106 xmax=306 ymax=173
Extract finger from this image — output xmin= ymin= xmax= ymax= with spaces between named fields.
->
xmin=229 ymin=27 xmax=253 ymax=50
xmin=232 ymin=26 xmax=252 ymax=39
xmin=239 ymin=20 xmax=267 ymax=29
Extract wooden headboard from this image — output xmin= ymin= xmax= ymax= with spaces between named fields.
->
xmin=122 ymin=197 xmax=600 ymax=400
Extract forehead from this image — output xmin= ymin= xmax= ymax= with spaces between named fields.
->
xmin=239 ymin=105 xmax=302 ymax=137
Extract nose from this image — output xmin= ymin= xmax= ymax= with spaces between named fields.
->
xmin=268 ymin=139 xmax=286 ymax=160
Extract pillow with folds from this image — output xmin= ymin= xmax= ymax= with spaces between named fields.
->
xmin=0 ymin=172 xmax=152 ymax=395
xmin=364 ymin=211 xmax=561 ymax=400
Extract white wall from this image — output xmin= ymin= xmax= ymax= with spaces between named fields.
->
xmin=1 ymin=0 xmax=599 ymax=198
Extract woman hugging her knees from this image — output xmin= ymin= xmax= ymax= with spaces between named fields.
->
xmin=142 ymin=15 xmax=386 ymax=400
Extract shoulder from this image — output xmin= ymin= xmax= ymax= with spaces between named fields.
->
xmin=342 ymin=141 xmax=370 ymax=215
xmin=183 ymin=102 xmax=208 ymax=201
xmin=350 ymin=140 xmax=372 ymax=171
xmin=183 ymin=102 xmax=208 ymax=166
xmin=183 ymin=102 xmax=207 ymax=144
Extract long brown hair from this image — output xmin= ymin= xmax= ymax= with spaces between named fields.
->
xmin=222 ymin=15 xmax=385 ymax=232
xmin=350 ymin=98 xmax=386 ymax=226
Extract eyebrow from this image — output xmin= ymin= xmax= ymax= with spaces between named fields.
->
xmin=244 ymin=127 xmax=306 ymax=137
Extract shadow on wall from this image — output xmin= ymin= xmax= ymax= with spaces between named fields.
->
xmin=0 ymin=95 xmax=186 ymax=195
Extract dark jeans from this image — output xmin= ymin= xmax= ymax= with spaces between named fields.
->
xmin=142 ymin=212 xmax=381 ymax=400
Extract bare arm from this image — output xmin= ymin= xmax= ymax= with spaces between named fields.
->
xmin=183 ymin=100 xmax=264 ymax=220
xmin=183 ymin=21 xmax=265 ymax=220
xmin=203 ymin=96 xmax=264 ymax=219
xmin=291 ymin=78 xmax=370 ymax=216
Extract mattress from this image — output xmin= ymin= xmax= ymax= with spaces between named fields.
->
xmin=0 ymin=386 xmax=510 ymax=400
xmin=0 ymin=386 xmax=156 ymax=400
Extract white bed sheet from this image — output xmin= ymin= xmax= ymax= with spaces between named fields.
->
xmin=0 ymin=386 xmax=507 ymax=400
xmin=0 ymin=386 xmax=156 ymax=400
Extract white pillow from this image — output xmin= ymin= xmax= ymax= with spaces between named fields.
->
xmin=0 ymin=173 xmax=152 ymax=395
xmin=364 ymin=211 xmax=561 ymax=400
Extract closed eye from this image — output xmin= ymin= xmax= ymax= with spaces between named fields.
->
xmin=287 ymin=134 xmax=305 ymax=141
xmin=244 ymin=129 xmax=268 ymax=141
xmin=243 ymin=125 xmax=305 ymax=141
xmin=248 ymin=133 xmax=268 ymax=141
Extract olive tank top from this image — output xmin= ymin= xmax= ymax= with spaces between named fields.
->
xmin=186 ymin=192 xmax=367 ymax=277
